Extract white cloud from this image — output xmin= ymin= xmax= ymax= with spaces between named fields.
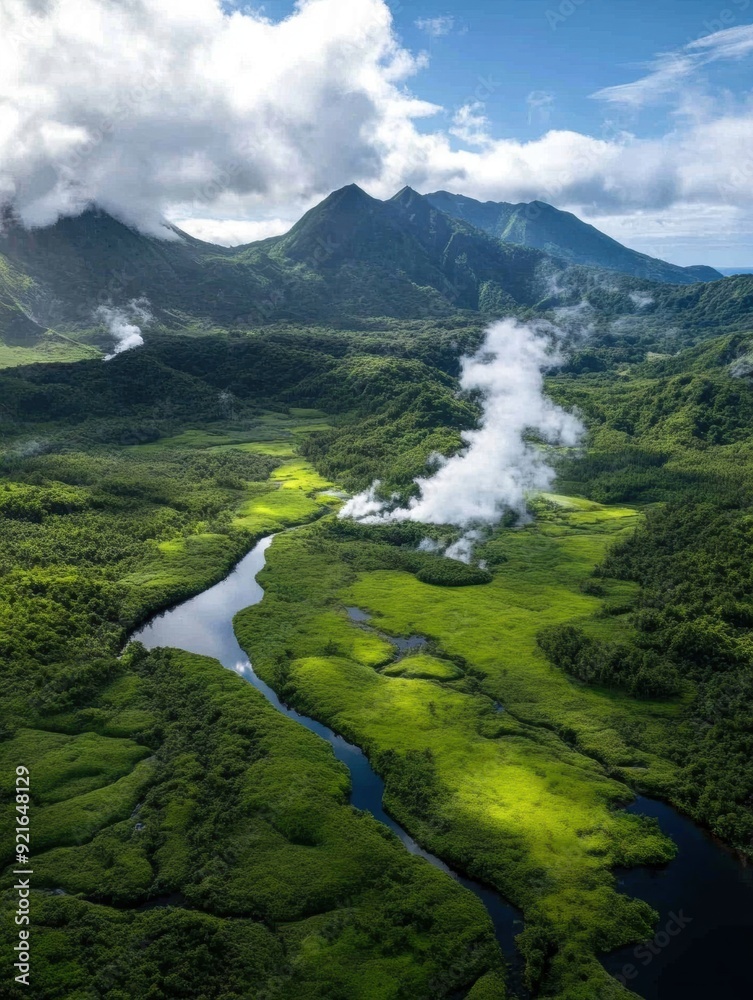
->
xmin=176 ymin=216 xmax=292 ymax=245
xmin=0 ymin=0 xmax=433 ymax=233
xmin=592 ymin=24 xmax=753 ymax=109
xmin=450 ymin=103 xmax=492 ymax=147
xmin=2 ymin=2 xmax=753 ymax=262
xmin=415 ymin=15 xmax=454 ymax=38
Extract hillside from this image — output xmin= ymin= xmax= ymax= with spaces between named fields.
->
xmin=425 ymin=191 xmax=722 ymax=285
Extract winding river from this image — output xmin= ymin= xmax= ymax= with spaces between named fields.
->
xmin=132 ymin=534 xmax=753 ymax=1000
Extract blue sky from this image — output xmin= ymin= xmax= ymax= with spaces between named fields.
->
xmin=236 ymin=0 xmax=753 ymax=265
xmin=5 ymin=0 xmax=753 ymax=265
xmin=256 ymin=0 xmax=752 ymax=142
xmin=398 ymin=0 xmax=753 ymax=140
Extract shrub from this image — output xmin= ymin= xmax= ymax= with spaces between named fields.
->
xmin=416 ymin=559 xmax=492 ymax=588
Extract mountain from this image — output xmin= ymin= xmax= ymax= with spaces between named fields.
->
xmin=1 ymin=185 xmax=750 ymax=366
xmin=425 ymin=191 xmax=723 ymax=285
xmin=0 ymin=187 xmax=582 ymax=338
xmin=240 ymin=183 xmax=565 ymax=315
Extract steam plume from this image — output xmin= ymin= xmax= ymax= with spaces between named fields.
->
xmin=629 ymin=291 xmax=655 ymax=309
xmin=340 ymin=318 xmax=583 ymax=538
xmin=98 ymin=299 xmax=151 ymax=360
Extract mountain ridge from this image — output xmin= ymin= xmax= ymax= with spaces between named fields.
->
xmin=425 ymin=190 xmax=723 ymax=285
xmin=0 ymin=187 xmax=576 ymax=335
xmin=0 ymin=185 xmax=748 ymax=364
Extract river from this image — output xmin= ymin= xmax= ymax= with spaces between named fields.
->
xmin=132 ymin=534 xmax=753 ymax=1000
xmin=132 ymin=535 xmax=528 ymax=995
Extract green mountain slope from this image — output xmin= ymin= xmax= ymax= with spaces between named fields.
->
xmin=425 ymin=191 xmax=722 ymax=285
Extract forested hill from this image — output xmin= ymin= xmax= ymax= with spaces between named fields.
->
xmin=425 ymin=190 xmax=723 ymax=285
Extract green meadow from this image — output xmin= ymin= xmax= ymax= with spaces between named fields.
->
xmin=0 ymin=332 xmax=100 ymax=370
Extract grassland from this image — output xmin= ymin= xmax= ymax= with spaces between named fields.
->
xmin=235 ymin=500 xmax=687 ymax=998
xmin=0 ymin=331 xmax=100 ymax=369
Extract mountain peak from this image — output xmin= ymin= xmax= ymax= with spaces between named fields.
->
xmin=323 ymin=183 xmax=376 ymax=209
xmin=391 ymin=186 xmax=423 ymax=204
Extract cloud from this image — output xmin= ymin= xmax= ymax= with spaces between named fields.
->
xmin=340 ymin=318 xmax=583 ymax=534
xmin=0 ymin=0 xmax=434 ymax=233
xmin=2 ymin=2 xmax=753 ymax=263
xmin=592 ymin=24 xmax=753 ymax=109
xmin=450 ymin=103 xmax=492 ymax=147
xmin=176 ymin=216 xmax=292 ymax=245
xmin=415 ymin=15 xmax=454 ymax=38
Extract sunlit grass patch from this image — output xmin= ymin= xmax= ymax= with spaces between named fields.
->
xmin=233 ymin=441 xmax=298 ymax=457
xmin=0 ymin=333 xmax=99 ymax=370
xmin=233 ymin=459 xmax=338 ymax=534
xmin=383 ymin=655 xmax=463 ymax=681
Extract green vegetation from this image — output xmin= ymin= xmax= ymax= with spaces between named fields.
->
xmin=3 ymin=190 xmax=749 ymax=356
xmin=1 ymin=646 xmax=500 ymax=998
xmin=0 ymin=332 xmax=99 ymax=370
xmin=235 ymin=501 xmax=681 ymax=998
xmin=547 ymin=336 xmax=753 ymax=848
xmin=0 ymin=385 xmax=504 ymax=998
xmin=425 ymin=191 xmax=721 ymax=285
xmin=2 ymin=309 xmax=753 ymax=999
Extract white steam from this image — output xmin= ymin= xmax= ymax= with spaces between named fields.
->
xmin=98 ymin=299 xmax=151 ymax=360
xmin=340 ymin=318 xmax=584 ymax=540
xmin=629 ymin=291 xmax=655 ymax=309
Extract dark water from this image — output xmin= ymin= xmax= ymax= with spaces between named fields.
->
xmin=345 ymin=605 xmax=428 ymax=654
xmin=602 ymin=797 xmax=753 ymax=999
xmin=132 ymin=537 xmax=527 ymax=994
